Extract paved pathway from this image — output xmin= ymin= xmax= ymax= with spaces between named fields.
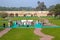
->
xmin=34 ymin=19 xmax=55 ymax=40
xmin=34 ymin=28 xmax=54 ymax=40
xmin=0 ymin=28 xmax=11 ymax=37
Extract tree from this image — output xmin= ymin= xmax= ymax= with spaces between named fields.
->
xmin=0 ymin=12 xmax=8 ymax=18
xmin=49 ymin=4 xmax=60 ymax=18
xmin=48 ymin=5 xmax=55 ymax=11
xmin=54 ymin=4 xmax=60 ymax=18
xmin=48 ymin=5 xmax=55 ymax=16
xmin=36 ymin=1 xmax=47 ymax=11
xmin=37 ymin=1 xmax=40 ymax=5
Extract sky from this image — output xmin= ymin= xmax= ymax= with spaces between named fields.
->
xmin=0 ymin=0 xmax=60 ymax=8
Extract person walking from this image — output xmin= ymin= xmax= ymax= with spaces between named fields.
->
xmin=3 ymin=23 xmax=5 ymax=28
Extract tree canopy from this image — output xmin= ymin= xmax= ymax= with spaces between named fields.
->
xmin=49 ymin=4 xmax=60 ymax=17
xmin=36 ymin=1 xmax=47 ymax=11
xmin=0 ymin=12 xmax=8 ymax=18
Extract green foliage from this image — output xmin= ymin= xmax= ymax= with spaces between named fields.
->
xmin=0 ymin=12 xmax=8 ymax=18
xmin=36 ymin=1 xmax=47 ymax=11
xmin=49 ymin=4 xmax=60 ymax=17
xmin=0 ymin=7 xmax=35 ymax=11
xmin=48 ymin=5 xmax=55 ymax=11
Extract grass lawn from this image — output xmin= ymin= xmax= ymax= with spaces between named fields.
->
xmin=0 ymin=28 xmax=39 ymax=40
xmin=0 ymin=28 xmax=4 ymax=31
xmin=0 ymin=17 xmax=8 ymax=27
xmin=42 ymin=28 xmax=60 ymax=40
xmin=0 ymin=18 xmax=6 ymax=21
xmin=0 ymin=21 xmax=8 ymax=27
xmin=47 ymin=17 xmax=60 ymax=26
xmin=9 ymin=16 xmax=40 ymax=21
xmin=49 ymin=19 xmax=60 ymax=26
xmin=41 ymin=16 xmax=60 ymax=26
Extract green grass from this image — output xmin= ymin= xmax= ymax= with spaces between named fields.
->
xmin=49 ymin=19 xmax=60 ymax=26
xmin=47 ymin=17 xmax=60 ymax=26
xmin=0 ymin=28 xmax=39 ymax=40
xmin=42 ymin=28 xmax=60 ymax=40
xmin=0 ymin=21 xmax=8 ymax=27
xmin=0 ymin=18 xmax=8 ymax=21
xmin=41 ymin=16 xmax=60 ymax=26
xmin=0 ymin=28 xmax=4 ymax=31
xmin=0 ymin=18 xmax=8 ymax=27
xmin=9 ymin=16 xmax=39 ymax=21
xmin=0 ymin=18 xmax=5 ymax=21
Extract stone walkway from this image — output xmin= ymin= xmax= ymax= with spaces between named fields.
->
xmin=0 ymin=28 xmax=11 ymax=37
xmin=34 ymin=28 xmax=54 ymax=40
xmin=34 ymin=19 xmax=56 ymax=40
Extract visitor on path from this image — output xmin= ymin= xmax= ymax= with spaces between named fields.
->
xmin=13 ymin=21 xmax=17 ymax=28
xmin=3 ymin=23 xmax=5 ymax=28
xmin=10 ymin=21 xmax=13 ymax=27
xmin=34 ymin=20 xmax=42 ymax=28
xmin=16 ymin=21 xmax=20 ymax=26
xmin=26 ymin=23 xmax=29 ymax=27
xmin=16 ymin=21 xmax=18 ymax=25
xmin=31 ymin=22 xmax=33 ymax=25
xmin=26 ymin=20 xmax=30 ymax=27
xmin=8 ymin=22 xmax=10 ymax=28
xmin=23 ymin=22 xmax=26 ymax=26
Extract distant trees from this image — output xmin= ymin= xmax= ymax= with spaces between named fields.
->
xmin=0 ymin=1 xmax=47 ymax=11
xmin=0 ymin=7 xmax=35 ymax=11
xmin=0 ymin=7 xmax=19 ymax=11
xmin=36 ymin=1 xmax=47 ymax=11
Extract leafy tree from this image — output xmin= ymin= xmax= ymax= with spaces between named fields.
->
xmin=36 ymin=1 xmax=47 ymax=11
xmin=48 ymin=5 xmax=55 ymax=11
xmin=0 ymin=12 xmax=8 ymax=18
xmin=49 ymin=4 xmax=60 ymax=18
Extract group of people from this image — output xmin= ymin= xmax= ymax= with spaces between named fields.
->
xmin=16 ymin=20 xmax=34 ymax=27
xmin=2 ymin=20 xmax=42 ymax=28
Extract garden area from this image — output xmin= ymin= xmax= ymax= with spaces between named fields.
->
xmin=0 ymin=16 xmax=60 ymax=40
xmin=0 ymin=5 xmax=60 ymax=40
xmin=42 ymin=28 xmax=60 ymax=40
xmin=0 ymin=0 xmax=60 ymax=40
xmin=0 ymin=28 xmax=39 ymax=40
